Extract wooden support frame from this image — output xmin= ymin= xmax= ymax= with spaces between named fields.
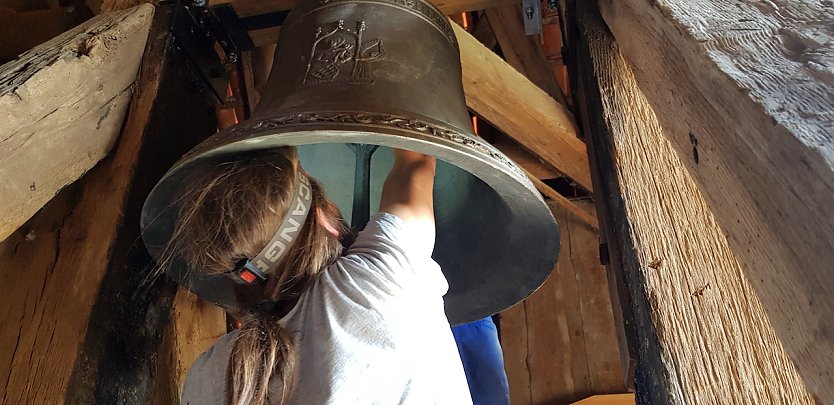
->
xmin=454 ymin=23 xmax=591 ymax=191
xmin=0 ymin=2 xmax=219 ymax=402
xmin=569 ymin=0 xmax=815 ymax=402
xmin=598 ymin=0 xmax=834 ymax=400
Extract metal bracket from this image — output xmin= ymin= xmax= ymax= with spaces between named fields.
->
xmin=346 ymin=143 xmax=380 ymax=232
xmin=171 ymin=0 xmax=233 ymax=101
xmin=170 ymin=0 xmax=290 ymax=102
xmin=521 ymin=0 xmax=542 ymax=36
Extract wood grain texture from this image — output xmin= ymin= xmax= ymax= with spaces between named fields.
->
xmin=455 ymin=22 xmax=591 ymax=191
xmin=577 ymin=4 xmax=816 ymax=403
xmin=501 ymin=203 xmax=623 ymax=404
xmin=0 ymin=4 xmax=154 ymax=242
xmin=598 ymin=1 xmax=834 ymax=400
xmin=485 ymin=4 xmax=569 ymax=106
xmin=152 ymin=289 xmax=227 ymax=404
xmin=1 ymin=3 xmax=213 ymax=402
xmin=0 ymin=5 xmax=165 ymax=402
xmin=210 ymin=0 xmax=515 ymax=17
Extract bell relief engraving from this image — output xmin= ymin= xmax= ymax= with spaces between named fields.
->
xmin=303 ymin=20 xmax=384 ymax=86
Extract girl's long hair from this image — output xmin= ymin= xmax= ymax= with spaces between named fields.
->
xmin=168 ymin=147 xmax=345 ymax=404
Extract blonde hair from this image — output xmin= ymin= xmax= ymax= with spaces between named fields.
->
xmin=169 ymin=147 xmax=345 ymax=404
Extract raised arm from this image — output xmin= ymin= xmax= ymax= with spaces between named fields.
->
xmin=379 ymin=149 xmax=436 ymax=227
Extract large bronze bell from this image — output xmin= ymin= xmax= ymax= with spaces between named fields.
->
xmin=141 ymin=0 xmax=560 ymax=324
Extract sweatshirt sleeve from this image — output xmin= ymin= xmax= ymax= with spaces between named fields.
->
xmin=337 ymin=212 xmax=445 ymax=296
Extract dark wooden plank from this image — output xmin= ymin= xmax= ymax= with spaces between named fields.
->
xmin=64 ymin=2 xmax=219 ymax=399
xmin=0 ymin=7 xmax=78 ymax=62
xmin=470 ymin=12 xmax=497 ymax=50
xmin=500 ymin=302 xmax=531 ymax=404
xmin=560 ymin=200 xmax=625 ymax=394
xmin=485 ymin=3 xmax=569 ymax=106
xmin=566 ymin=0 xmax=659 ymax=401
xmin=526 ymin=207 xmax=590 ymax=404
xmin=502 ymin=202 xmax=625 ymax=404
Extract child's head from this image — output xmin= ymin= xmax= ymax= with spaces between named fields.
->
xmin=163 ymin=147 xmax=347 ymax=404
xmin=169 ymin=147 xmax=346 ymax=305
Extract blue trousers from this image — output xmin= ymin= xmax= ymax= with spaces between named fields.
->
xmin=451 ymin=317 xmax=511 ymax=405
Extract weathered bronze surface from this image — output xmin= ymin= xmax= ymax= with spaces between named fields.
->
xmin=142 ymin=0 xmax=560 ymax=324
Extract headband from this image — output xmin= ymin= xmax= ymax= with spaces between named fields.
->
xmin=228 ymin=173 xmax=313 ymax=284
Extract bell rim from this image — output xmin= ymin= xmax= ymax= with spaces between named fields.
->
xmin=140 ymin=116 xmax=560 ymax=323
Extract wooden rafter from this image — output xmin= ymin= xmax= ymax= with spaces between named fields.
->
xmin=484 ymin=4 xmax=569 ymax=106
xmin=454 ymin=22 xmax=592 ymax=191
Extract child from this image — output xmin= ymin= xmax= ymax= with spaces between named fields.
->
xmin=169 ymin=146 xmax=472 ymax=404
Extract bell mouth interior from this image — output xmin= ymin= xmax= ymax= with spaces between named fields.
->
xmin=298 ymin=142 xmax=513 ymax=312
xmin=142 ymin=127 xmax=560 ymax=325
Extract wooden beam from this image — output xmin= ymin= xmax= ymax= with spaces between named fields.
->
xmin=491 ymin=141 xmax=560 ymax=179
xmin=485 ymin=4 xmax=569 ymax=106
xmin=571 ymin=1 xmax=816 ymax=402
xmin=0 ymin=2 xmax=218 ymax=402
xmin=598 ymin=0 xmax=834 ymax=400
xmin=0 ymin=4 xmax=153 ymax=242
xmin=0 ymin=4 xmax=159 ymax=403
xmin=455 ymin=22 xmax=591 ymax=191
xmin=211 ymin=0 xmax=516 ymax=18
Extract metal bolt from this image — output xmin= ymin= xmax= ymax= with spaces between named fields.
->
xmin=525 ymin=6 xmax=534 ymax=19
